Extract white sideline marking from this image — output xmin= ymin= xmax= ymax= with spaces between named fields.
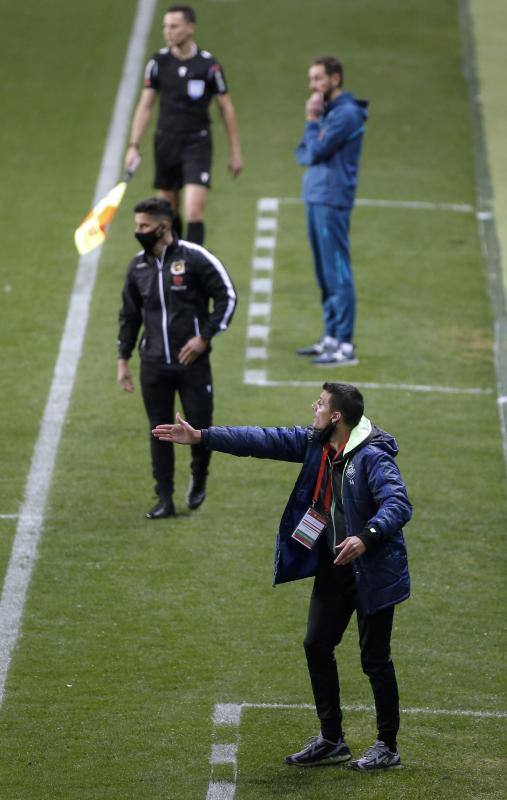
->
xmin=206 ymin=783 xmax=235 ymax=800
xmin=258 ymin=198 xmax=279 ymax=212
xmin=214 ymin=703 xmax=243 ymax=725
xmin=247 ymin=325 xmax=269 ymax=340
xmin=0 ymin=515 xmax=18 ymax=520
xmin=257 ymin=217 xmax=277 ymax=231
xmin=240 ymin=701 xmax=507 ymax=718
xmin=248 ymin=302 xmax=271 ymax=318
xmin=243 ymin=199 xmax=280 ymax=374
xmin=246 ymin=347 xmax=267 ymax=360
xmin=244 ymin=369 xmax=267 ymax=383
xmin=250 ymin=278 xmax=272 ymax=294
xmin=211 ymin=744 xmax=237 ymax=764
xmin=254 ymin=236 xmax=276 ymax=249
xmin=206 ymin=699 xmax=506 ymax=797
xmin=0 ymin=0 xmax=158 ymax=705
xmin=278 ymin=196 xmax=475 ymax=213
xmin=252 ymin=256 xmax=274 ymax=270
xmin=244 ymin=376 xmax=493 ymax=396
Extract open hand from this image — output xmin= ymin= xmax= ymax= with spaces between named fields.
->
xmin=152 ymin=412 xmax=201 ymax=445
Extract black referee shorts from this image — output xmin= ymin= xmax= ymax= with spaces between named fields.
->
xmin=154 ymin=128 xmax=212 ymax=191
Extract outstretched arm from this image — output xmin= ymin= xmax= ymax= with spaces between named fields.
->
xmin=152 ymin=413 xmax=201 ymax=445
xmin=153 ymin=417 xmax=309 ymax=461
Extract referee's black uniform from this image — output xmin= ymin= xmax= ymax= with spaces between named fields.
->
xmin=118 ymin=237 xmax=236 ymax=508
xmin=144 ymin=45 xmax=228 ymax=191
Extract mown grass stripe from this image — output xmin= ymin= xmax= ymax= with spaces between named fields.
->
xmin=0 ymin=0 xmax=158 ymax=705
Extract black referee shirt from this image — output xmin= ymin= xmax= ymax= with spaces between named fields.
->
xmin=144 ymin=46 xmax=228 ymax=133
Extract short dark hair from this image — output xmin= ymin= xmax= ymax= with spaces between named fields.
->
xmin=133 ymin=197 xmax=174 ymax=221
xmin=313 ymin=56 xmax=344 ymax=86
xmin=323 ymin=382 xmax=364 ymax=428
xmin=166 ymin=4 xmax=196 ymax=23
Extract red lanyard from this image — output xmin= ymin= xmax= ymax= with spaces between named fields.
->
xmin=313 ymin=438 xmax=349 ymax=513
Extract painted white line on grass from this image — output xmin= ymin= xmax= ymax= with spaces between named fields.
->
xmin=205 ymin=698 xmax=506 ymax=798
xmin=240 ymin=701 xmax=507 ymax=718
xmin=211 ymin=744 xmax=238 ymax=764
xmin=0 ymin=515 xmax=18 ymax=520
xmin=243 ymin=375 xmax=494 ymax=396
xmin=278 ymin=196 xmax=475 ymax=213
xmin=206 ymin=783 xmax=236 ymax=800
xmin=243 ymin=199 xmax=280 ymax=383
xmin=0 ymin=0 xmax=158 ymax=705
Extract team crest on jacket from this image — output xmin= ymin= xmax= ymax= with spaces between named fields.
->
xmin=345 ymin=462 xmax=356 ymax=484
xmin=170 ymin=260 xmax=186 ymax=275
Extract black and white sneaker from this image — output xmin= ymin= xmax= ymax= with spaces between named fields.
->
xmin=285 ymin=733 xmax=351 ymax=766
xmin=312 ymin=342 xmax=358 ymax=366
xmin=348 ymin=740 xmax=402 ymax=770
xmin=297 ymin=336 xmax=339 ymax=357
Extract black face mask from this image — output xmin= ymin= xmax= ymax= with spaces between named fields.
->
xmin=135 ymin=225 xmax=163 ymax=254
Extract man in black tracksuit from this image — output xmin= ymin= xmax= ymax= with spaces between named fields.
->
xmin=117 ymin=197 xmax=237 ymax=519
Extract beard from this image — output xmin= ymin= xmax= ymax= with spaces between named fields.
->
xmin=315 ymin=421 xmax=335 ymax=443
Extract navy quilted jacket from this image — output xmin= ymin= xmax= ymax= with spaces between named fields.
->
xmin=201 ymin=417 xmax=412 ymax=615
xmin=295 ymin=91 xmax=368 ymax=208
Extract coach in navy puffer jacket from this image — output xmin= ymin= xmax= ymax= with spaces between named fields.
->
xmin=152 ymin=381 xmax=412 ymax=765
xmin=201 ymin=403 xmax=411 ymax=616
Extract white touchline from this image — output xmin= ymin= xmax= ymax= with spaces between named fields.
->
xmin=243 ymin=198 xmax=280 ymax=383
xmin=0 ymin=0 xmax=158 ymax=705
xmin=206 ymin=699 xmax=506 ymax=798
xmin=279 ymin=196 xmax=475 ymax=214
xmin=247 ymin=377 xmax=493 ymax=396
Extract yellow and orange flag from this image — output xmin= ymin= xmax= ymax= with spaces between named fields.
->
xmin=74 ymin=178 xmax=129 ymax=256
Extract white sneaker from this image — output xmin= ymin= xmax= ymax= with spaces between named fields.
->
xmin=297 ymin=336 xmax=339 ymax=356
xmin=312 ymin=342 xmax=358 ymax=366
xmin=348 ymin=740 xmax=402 ymax=770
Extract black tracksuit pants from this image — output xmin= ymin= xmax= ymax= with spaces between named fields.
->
xmin=140 ymin=359 xmax=213 ymax=502
xmin=304 ymin=553 xmax=400 ymax=749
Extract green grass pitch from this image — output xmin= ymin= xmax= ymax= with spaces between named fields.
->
xmin=0 ymin=0 xmax=505 ymax=798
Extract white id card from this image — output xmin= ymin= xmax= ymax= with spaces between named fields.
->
xmin=291 ymin=507 xmax=328 ymax=550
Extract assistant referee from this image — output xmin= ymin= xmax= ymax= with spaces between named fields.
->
xmin=124 ymin=4 xmax=244 ymax=245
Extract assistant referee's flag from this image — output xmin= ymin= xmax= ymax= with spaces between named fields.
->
xmin=74 ymin=171 xmax=134 ymax=256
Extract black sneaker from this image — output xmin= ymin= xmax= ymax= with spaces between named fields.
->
xmin=145 ymin=500 xmax=175 ymax=519
xmin=285 ymin=733 xmax=351 ymax=766
xmin=348 ymin=740 xmax=402 ymax=770
xmin=186 ymin=475 xmax=207 ymax=510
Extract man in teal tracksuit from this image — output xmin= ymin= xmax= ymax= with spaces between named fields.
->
xmin=152 ymin=382 xmax=412 ymax=771
xmin=296 ymin=57 xmax=368 ymax=366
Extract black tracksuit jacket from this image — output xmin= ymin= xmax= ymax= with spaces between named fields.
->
xmin=118 ymin=237 xmax=237 ymax=364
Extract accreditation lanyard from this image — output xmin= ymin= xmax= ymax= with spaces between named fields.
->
xmin=313 ymin=438 xmax=349 ymax=513
xmin=291 ymin=438 xmax=349 ymax=551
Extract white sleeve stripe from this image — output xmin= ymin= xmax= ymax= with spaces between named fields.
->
xmin=144 ymin=58 xmax=157 ymax=83
xmin=180 ymin=240 xmax=237 ymax=331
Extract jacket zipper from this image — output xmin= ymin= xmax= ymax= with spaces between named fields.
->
xmin=341 ymin=457 xmax=359 ymax=580
xmin=329 ymin=454 xmax=338 ymax=552
xmin=155 ymin=249 xmax=171 ymax=364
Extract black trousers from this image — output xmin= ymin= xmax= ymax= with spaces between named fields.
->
xmin=304 ymin=554 xmax=400 ymax=748
xmin=140 ymin=359 xmax=213 ymax=501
